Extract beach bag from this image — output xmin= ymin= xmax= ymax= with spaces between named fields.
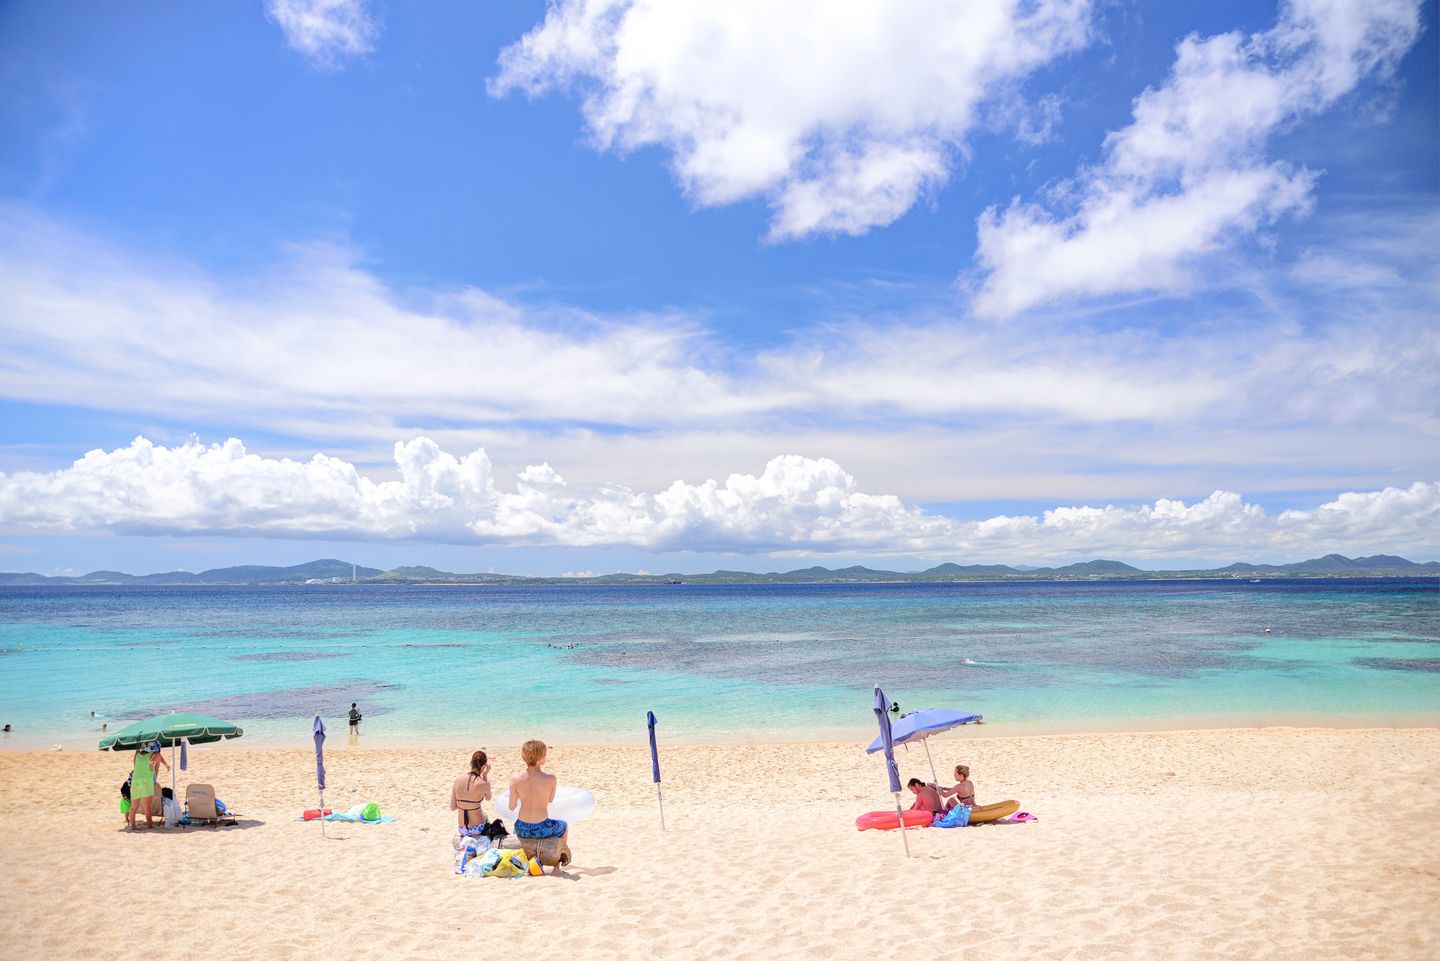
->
xmin=934 ymin=804 xmax=971 ymax=829
xmin=485 ymin=849 xmax=531 ymax=878
xmin=163 ymin=796 xmax=180 ymax=828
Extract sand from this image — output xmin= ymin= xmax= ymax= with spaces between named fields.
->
xmin=0 ymin=727 xmax=1435 ymax=961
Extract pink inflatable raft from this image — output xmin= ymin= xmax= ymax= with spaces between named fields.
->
xmin=854 ymin=809 xmax=934 ymax=831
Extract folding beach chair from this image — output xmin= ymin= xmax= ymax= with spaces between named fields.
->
xmin=184 ymin=783 xmax=237 ymax=827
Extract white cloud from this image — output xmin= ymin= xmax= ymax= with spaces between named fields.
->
xmin=973 ymin=0 xmax=1423 ymax=317
xmin=1 ymin=436 xmax=1434 ymax=560
xmin=4 ymin=206 xmax=1434 ymax=437
xmin=491 ymin=0 xmax=1094 ymax=240
xmin=266 ymin=0 xmax=378 ymax=69
xmin=1 ymin=204 xmax=1436 ymax=504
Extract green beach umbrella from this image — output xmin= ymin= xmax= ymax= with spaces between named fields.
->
xmin=98 ymin=712 xmax=244 ymax=751
xmin=100 ymin=713 xmax=243 ymax=817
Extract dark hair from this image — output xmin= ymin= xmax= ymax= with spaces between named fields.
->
xmin=907 ymin=778 xmax=924 ymax=788
xmin=469 ymin=750 xmax=488 ymax=776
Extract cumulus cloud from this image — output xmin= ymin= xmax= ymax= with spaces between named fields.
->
xmin=491 ymin=0 xmax=1094 ymax=240
xmin=973 ymin=0 xmax=1422 ymax=317
xmin=1 ymin=437 xmax=1435 ymax=560
xmin=266 ymin=0 xmax=378 ymax=69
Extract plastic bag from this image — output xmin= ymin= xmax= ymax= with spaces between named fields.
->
xmin=454 ymin=835 xmax=494 ymax=873
xmin=933 ymin=804 xmax=971 ymax=829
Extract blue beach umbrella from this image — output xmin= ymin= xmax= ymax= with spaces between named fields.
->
xmin=866 ymin=707 xmax=983 ymax=787
xmin=647 ymin=711 xmax=666 ymax=831
xmin=313 ymin=715 xmax=327 ymax=835
xmin=872 ymin=685 xmax=909 ymax=857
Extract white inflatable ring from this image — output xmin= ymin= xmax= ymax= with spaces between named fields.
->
xmin=493 ymin=785 xmax=596 ymax=824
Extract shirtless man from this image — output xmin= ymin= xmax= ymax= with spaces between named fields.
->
xmin=509 ymin=740 xmax=571 ymax=864
xmin=906 ymin=777 xmax=945 ymax=814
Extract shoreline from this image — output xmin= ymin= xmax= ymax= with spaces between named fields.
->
xmin=8 ymin=713 xmax=1438 ymax=754
xmin=6 ymin=574 xmax=1437 ymax=587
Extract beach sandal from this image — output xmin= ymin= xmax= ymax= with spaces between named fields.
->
xmin=1010 ymin=812 xmax=1036 ymax=822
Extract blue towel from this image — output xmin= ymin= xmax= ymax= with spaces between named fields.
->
xmin=321 ymin=811 xmax=396 ymax=823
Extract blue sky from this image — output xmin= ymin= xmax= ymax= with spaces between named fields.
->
xmin=0 ymin=0 xmax=1436 ymax=575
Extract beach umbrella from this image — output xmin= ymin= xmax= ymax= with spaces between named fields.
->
xmin=313 ymin=715 xmax=327 ymax=837
xmin=99 ymin=712 xmax=244 ymax=813
xmin=866 ymin=707 xmax=982 ymax=787
xmin=647 ymin=711 xmax=665 ymax=831
xmin=872 ymin=685 xmax=909 ymax=858
xmin=98 ymin=712 xmax=244 ymax=750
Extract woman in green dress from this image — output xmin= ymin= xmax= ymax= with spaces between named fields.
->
xmin=128 ymin=742 xmax=168 ymax=830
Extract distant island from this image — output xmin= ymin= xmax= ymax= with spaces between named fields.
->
xmin=1 ymin=553 xmax=1436 ymax=586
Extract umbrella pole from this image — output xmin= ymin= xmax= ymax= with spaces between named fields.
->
xmin=893 ymin=792 xmax=911 ymax=857
xmin=655 ymin=783 xmax=666 ymax=832
xmin=922 ymin=736 xmax=939 ymax=787
xmin=170 ymin=742 xmax=177 ymax=821
xmin=320 ymin=787 xmax=326 ymax=838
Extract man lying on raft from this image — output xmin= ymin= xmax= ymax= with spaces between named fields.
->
xmin=509 ymin=739 xmax=571 ymax=866
xmin=906 ymin=777 xmax=945 ymax=814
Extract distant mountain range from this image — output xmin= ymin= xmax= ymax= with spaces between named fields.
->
xmin=0 ymin=559 xmax=383 ymax=586
xmin=1 ymin=553 xmax=1435 ymax=586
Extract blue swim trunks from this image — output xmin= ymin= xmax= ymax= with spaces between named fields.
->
xmin=514 ymin=817 xmax=567 ymax=839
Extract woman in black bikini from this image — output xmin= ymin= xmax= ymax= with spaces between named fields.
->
xmin=449 ymin=749 xmax=491 ymax=832
xmin=940 ymin=764 xmax=975 ymax=810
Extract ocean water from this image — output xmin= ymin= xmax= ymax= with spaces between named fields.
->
xmin=0 ymin=580 xmax=1436 ymax=749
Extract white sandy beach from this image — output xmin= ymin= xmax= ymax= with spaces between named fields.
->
xmin=1 ymin=727 xmax=1435 ymax=961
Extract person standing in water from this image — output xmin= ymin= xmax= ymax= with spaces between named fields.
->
xmin=509 ymin=740 xmax=571 ymax=865
xmin=348 ymin=702 xmax=361 ymax=735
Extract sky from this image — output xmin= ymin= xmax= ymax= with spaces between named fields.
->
xmin=0 ymin=0 xmax=1436 ymax=576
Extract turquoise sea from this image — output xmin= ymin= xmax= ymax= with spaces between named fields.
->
xmin=1 ymin=580 xmax=1436 ymax=749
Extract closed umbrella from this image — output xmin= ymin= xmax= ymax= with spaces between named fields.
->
xmin=872 ymin=685 xmax=909 ymax=858
xmin=313 ymin=715 xmax=327 ymax=836
xmin=866 ymin=707 xmax=982 ymax=787
xmin=647 ymin=711 xmax=665 ymax=831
